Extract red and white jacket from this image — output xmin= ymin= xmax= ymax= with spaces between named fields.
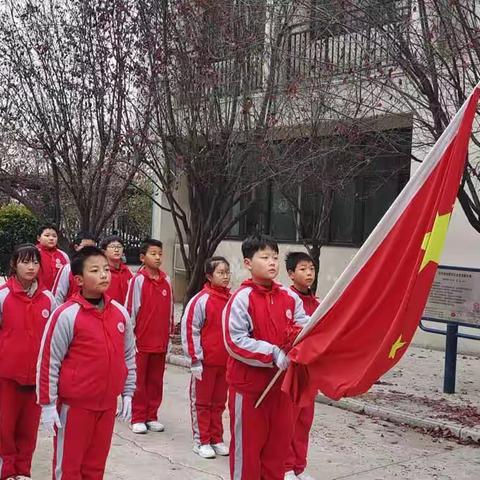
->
xmin=0 ymin=277 xmax=56 ymax=385
xmin=52 ymin=263 xmax=78 ymax=304
xmin=37 ymin=245 xmax=70 ymax=291
xmin=290 ymin=286 xmax=320 ymax=316
xmin=223 ymin=279 xmax=309 ymax=394
xmin=37 ymin=293 xmax=136 ymax=411
xmin=125 ymin=269 xmax=174 ymax=353
xmin=181 ymin=282 xmax=231 ymax=367
xmin=106 ymin=263 xmax=133 ymax=305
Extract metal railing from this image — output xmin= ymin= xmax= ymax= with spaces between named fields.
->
xmin=286 ymin=24 xmax=399 ymax=81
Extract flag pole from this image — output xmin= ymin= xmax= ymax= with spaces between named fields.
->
xmin=254 ymin=370 xmax=283 ymax=408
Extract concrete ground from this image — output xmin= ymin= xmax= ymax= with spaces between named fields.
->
xmin=32 ymin=364 xmax=480 ymax=479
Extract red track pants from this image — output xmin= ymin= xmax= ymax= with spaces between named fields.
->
xmin=229 ymin=386 xmax=294 ymax=480
xmin=285 ymin=401 xmax=315 ymax=474
xmin=0 ymin=379 xmax=40 ymax=479
xmin=53 ymin=404 xmax=116 ymax=480
xmin=131 ymin=352 xmax=166 ymax=424
xmin=189 ymin=365 xmax=227 ymax=445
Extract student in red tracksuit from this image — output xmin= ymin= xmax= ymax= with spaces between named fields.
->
xmin=0 ymin=244 xmax=56 ymax=480
xmin=100 ymin=235 xmax=133 ymax=304
xmin=223 ymin=235 xmax=310 ymax=480
xmin=284 ymin=252 xmax=320 ymax=480
xmin=181 ymin=256 xmax=231 ymax=459
xmin=125 ymin=238 xmax=174 ymax=434
xmin=37 ymin=246 xmax=136 ymax=480
xmin=52 ymin=232 xmax=96 ymax=304
xmin=36 ymin=224 xmax=70 ymax=290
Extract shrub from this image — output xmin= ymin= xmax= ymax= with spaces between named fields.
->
xmin=0 ymin=204 xmax=39 ymax=276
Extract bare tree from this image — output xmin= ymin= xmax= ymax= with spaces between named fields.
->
xmin=304 ymin=0 xmax=480 ymax=231
xmin=136 ymin=0 xmax=315 ymax=302
xmin=0 ymin=0 xmax=147 ymax=236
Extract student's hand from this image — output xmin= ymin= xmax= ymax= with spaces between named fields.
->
xmin=41 ymin=404 xmax=62 ymax=436
xmin=117 ymin=395 xmax=132 ymax=422
xmin=272 ymin=346 xmax=290 ymax=370
xmin=191 ymin=363 xmax=203 ymax=381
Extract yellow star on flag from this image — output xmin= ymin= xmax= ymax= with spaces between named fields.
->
xmin=389 ymin=335 xmax=407 ymax=359
xmin=419 ymin=212 xmax=451 ymax=271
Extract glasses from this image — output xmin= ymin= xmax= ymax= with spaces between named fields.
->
xmin=216 ymin=271 xmax=231 ymax=277
xmin=107 ymin=244 xmax=124 ymax=250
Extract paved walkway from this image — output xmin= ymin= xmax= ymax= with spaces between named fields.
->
xmin=33 ymin=364 xmax=480 ymax=479
xmin=317 ymin=345 xmax=480 ymax=442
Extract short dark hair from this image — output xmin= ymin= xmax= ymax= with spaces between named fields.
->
xmin=140 ymin=238 xmax=163 ymax=255
xmin=37 ymin=223 xmax=58 ymax=236
xmin=241 ymin=234 xmax=278 ymax=259
xmin=100 ymin=235 xmax=124 ymax=250
xmin=73 ymin=231 xmax=96 ymax=246
xmin=71 ymin=246 xmax=106 ymax=276
xmin=285 ymin=251 xmax=314 ymax=273
xmin=205 ymin=256 xmax=230 ymax=276
xmin=9 ymin=243 xmax=41 ymax=276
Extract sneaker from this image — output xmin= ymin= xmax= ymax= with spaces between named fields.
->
xmin=285 ymin=472 xmax=298 ymax=480
xmin=211 ymin=442 xmax=229 ymax=456
xmin=146 ymin=421 xmax=165 ymax=432
xmin=193 ymin=443 xmax=216 ymax=459
xmin=297 ymin=473 xmax=316 ymax=480
xmin=131 ymin=422 xmax=148 ymax=434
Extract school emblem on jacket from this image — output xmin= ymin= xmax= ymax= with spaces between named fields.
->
xmin=286 ymin=309 xmax=292 ymax=320
xmin=117 ymin=322 xmax=125 ymax=333
xmin=42 ymin=309 xmax=50 ymax=319
xmin=162 ymin=289 xmax=167 ymax=296
xmin=55 ymin=259 xmax=62 ymax=268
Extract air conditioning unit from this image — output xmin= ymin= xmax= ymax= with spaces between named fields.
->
xmin=173 ymin=244 xmax=189 ymax=273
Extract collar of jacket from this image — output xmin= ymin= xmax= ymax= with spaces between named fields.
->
xmin=139 ymin=267 xmax=166 ymax=283
xmin=204 ymin=282 xmax=230 ymax=300
xmin=70 ymin=292 xmax=112 ymax=314
xmin=290 ymin=285 xmax=315 ymax=299
xmin=6 ymin=276 xmax=41 ymax=302
xmin=36 ymin=244 xmax=58 ymax=255
xmin=240 ymin=279 xmax=282 ymax=295
xmin=109 ymin=262 xmax=129 ymax=274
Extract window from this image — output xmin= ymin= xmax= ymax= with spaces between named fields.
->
xmin=225 ymin=127 xmax=412 ymax=246
xmin=329 ymin=180 xmax=359 ymax=244
xmin=269 ymin=186 xmax=298 ymax=242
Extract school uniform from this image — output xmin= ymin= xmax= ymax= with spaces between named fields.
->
xmin=0 ymin=277 xmax=56 ymax=479
xmin=285 ymin=286 xmax=320 ymax=477
xmin=223 ymin=280 xmax=309 ymax=480
xmin=181 ymin=283 xmax=231 ymax=446
xmin=52 ymin=263 xmax=78 ymax=304
xmin=106 ymin=263 xmax=133 ymax=304
xmin=37 ymin=294 xmax=136 ymax=480
xmin=125 ymin=269 xmax=174 ymax=424
xmin=37 ymin=244 xmax=69 ymax=291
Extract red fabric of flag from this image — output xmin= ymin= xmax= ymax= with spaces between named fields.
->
xmin=282 ymin=88 xmax=480 ymax=405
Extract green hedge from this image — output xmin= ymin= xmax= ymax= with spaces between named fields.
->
xmin=0 ymin=204 xmax=39 ymax=276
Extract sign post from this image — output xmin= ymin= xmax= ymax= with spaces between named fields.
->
xmin=420 ymin=266 xmax=480 ymax=394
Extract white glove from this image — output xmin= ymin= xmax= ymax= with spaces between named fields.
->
xmin=272 ymin=346 xmax=290 ymax=370
xmin=117 ymin=395 xmax=132 ymax=422
xmin=191 ymin=363 xmax=203 ymax=381
xmin=40 ymin=404 xmax=62 ymax=435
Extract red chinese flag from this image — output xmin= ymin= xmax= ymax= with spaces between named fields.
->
xmin=283 ymin=87 xmax=480 ymax=404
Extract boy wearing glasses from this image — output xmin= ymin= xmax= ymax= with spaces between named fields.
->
xmin=100 ymin=235 xmax=133 ymax=304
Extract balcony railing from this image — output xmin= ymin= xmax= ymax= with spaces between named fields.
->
xmin=286 ymin=24 xmax=399 ymax=81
